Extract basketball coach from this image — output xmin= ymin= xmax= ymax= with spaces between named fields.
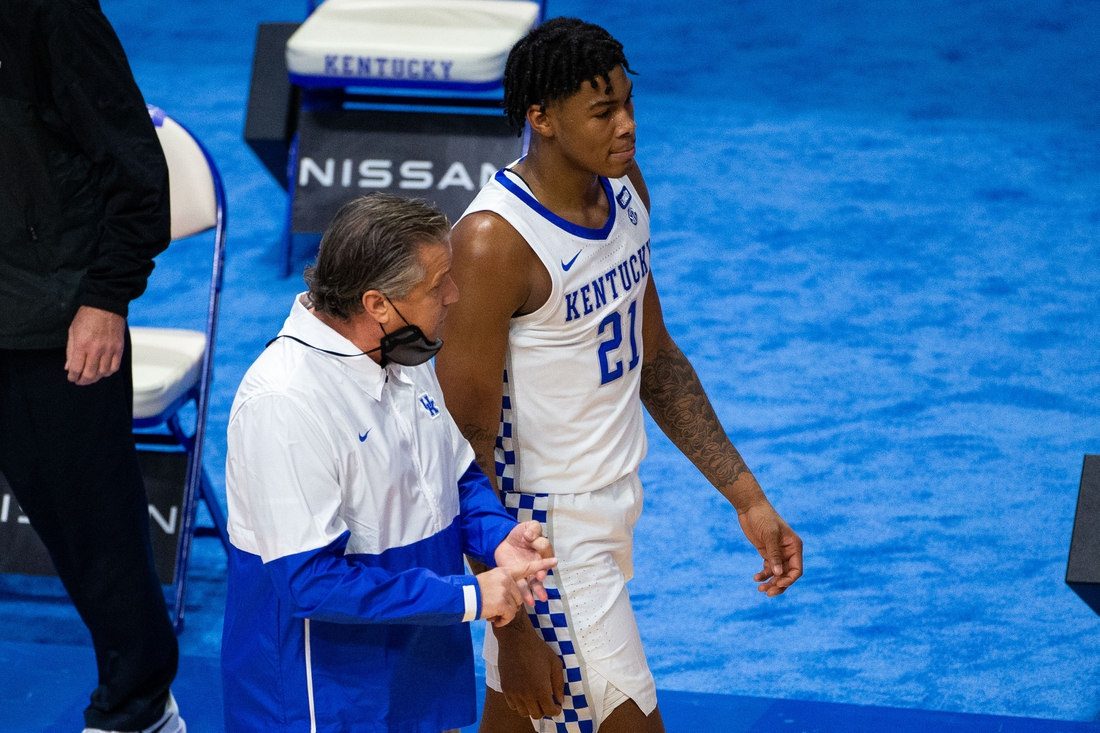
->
xmin=221 ymin=194 xmax=557 ymax=733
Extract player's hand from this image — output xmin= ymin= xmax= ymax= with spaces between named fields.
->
xmin=737 ymin=500 xmax=803 ymax=596
xmin=493 ymin=520 xmax=555 ymax=604
xmin=494 ymin=612 xmax=565 ymax=719
xmin=65 ymin=306 xmax=126 ymax=386
xmin=478 ymin=558 xmax=557 ymax=627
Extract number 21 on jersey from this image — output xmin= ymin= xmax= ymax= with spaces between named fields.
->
xmin=597 ymin=298 xmax=640 ymax=385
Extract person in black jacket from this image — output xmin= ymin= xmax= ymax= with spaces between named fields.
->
xmin=0 ymin=2 xmax=183 ymax=732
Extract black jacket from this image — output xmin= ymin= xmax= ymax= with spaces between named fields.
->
xmin=0 ymin=0 xmax=170 ymax=349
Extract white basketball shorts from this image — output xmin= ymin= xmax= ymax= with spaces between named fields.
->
xmin=484 ymin=471 xmax=658 ymax=733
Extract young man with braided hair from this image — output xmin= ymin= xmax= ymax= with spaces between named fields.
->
xmin=435 ymin=17 xmax=804 ymax=733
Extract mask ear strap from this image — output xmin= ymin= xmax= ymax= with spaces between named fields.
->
xmin=367 ymin=295 xmax=400 ymax=349
xmin=385 ymin=296 xmax=413 ymax=329
xmin=266 ymin=334 xmax=374 ymax=358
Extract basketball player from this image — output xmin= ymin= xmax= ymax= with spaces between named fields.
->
xmin=435 ymin=17 xmax=803 ymax=733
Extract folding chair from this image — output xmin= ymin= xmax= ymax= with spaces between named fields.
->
xmin=132 ymin=105 xmax=229 ymax=633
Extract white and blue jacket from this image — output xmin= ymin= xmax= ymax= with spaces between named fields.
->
xmin=223 ymin=295 xmax=516 ymax=733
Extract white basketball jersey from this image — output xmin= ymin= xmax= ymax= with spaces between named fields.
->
xmin=460 ymin=168 xmax=651 ymax=494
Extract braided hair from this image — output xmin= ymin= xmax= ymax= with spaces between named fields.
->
xmin=503 ymin=17 xmax=635 ymax=134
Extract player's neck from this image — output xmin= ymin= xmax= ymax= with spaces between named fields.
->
xmin=513 ymin=147 xmax=607 ymax=222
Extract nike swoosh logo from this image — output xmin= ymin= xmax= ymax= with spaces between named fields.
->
xmin=359 ymin=429 xmax=371 ymax=442
xmin=561 ymin=252 xmax=581 ymax=271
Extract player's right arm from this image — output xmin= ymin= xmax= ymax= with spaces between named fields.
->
xmin=437 ymin=212 xmax=566 ymax=718
xmin=437 ymin=211 xmax=548 ymax=483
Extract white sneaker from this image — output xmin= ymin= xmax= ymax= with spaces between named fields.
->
xmin=82 ymin=691 xmax=186 ymax=733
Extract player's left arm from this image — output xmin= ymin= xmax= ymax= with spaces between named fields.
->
xmin=630 ymin=168 xmax=802 ymax=596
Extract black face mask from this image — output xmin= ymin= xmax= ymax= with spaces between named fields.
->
xmin=368 ymin=300 xmax=442 ymax=367
xmin=267 ymin=299 xmax=442 ymax=367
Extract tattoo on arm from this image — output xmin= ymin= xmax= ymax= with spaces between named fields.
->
xmin=460 ymin=423 xmax=499 ymax=485
xmin=640 ymin=345 xmax=754 ymax=500
xmin=461 ymin=423 xmax=500 ymax=577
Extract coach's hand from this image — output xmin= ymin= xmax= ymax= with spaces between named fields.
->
xmin=494 ymin=520 xmax=555 ymax=603
xmin=479 ymin=558 xmax=557 ymax=627
xmin=738 ymin=499 xmax=803 ymax=596
xmin=66 ymin=306 xmax=126 ymax=386
xmin=494 ymin=613 xmax=565 ymax=718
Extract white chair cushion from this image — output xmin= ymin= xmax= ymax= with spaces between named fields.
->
xmin=131 ymin=327 xmax=207 ymax=420
xmin=286 ymin=0 xmax=540 ymax=88
xmin=148 ymin=105 xmax=218 ymax=240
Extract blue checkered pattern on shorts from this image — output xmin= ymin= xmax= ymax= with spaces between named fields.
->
xmin=495 ymin=369 xmax=516 ymax=494
xmin=502 ymin=487 xmax=594 ymax=733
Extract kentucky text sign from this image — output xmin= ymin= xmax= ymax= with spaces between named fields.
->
xmin=322 ymin=55 xmax=455 ymax=82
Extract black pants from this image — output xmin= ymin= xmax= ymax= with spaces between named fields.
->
xmin=0 ymin=337 xmax=178 ymax=731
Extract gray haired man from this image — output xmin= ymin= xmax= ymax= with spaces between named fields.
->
xmin=221 ymin=194 xmax=557 ymax=733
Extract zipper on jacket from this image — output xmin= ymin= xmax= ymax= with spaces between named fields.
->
xmin=304 ymin=619 xmax=317 ymax=733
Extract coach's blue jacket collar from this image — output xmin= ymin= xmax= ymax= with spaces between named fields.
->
xmin=278 ymin=293 xmax=412 ymax=401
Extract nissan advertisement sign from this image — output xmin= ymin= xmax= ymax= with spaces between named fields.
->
xmin=291 ymin=108 xmax=523 ymax=234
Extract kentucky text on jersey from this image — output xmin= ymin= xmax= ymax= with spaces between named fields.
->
xmin=323 ymin=55 xmax=455 ymax=81
xmin=564 ymin=240 xmax=651 ymax=323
